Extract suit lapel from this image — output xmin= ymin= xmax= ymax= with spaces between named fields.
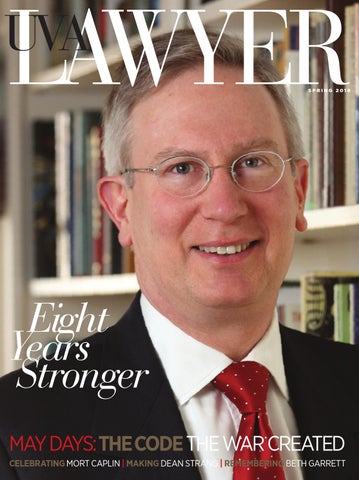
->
xmin=281 ymin=326 xmax=332 ymax=433
xmin=89 ymin=293 xmax=201 ymax=479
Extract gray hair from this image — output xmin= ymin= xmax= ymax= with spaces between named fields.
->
xmin=102 ymin=28 xmax=304 ymax=176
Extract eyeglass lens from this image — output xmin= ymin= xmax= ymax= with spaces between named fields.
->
xmin=155 ymin=151 xmax=285 ymax=197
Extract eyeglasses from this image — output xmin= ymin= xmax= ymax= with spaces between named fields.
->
xmin=120 ymin=150 xmax=294 ymax=198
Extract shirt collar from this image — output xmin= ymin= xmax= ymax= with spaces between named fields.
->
xmin=141 ymin=294 xmax=289 ymax=406
xmin=243 ymin=313 xmax=289 ymax=400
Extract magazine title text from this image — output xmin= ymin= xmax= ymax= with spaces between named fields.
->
xmin=7 ymin=9 xmax=346 ymax=86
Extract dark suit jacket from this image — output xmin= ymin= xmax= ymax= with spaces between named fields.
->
xmin=0 ymin=292 xmax=358 ymax=479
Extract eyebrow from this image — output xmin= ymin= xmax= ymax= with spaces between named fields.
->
xmin=152 ymin=138 xmax=282 ymax=164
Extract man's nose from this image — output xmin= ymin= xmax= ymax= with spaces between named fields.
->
xmin=199 ymin=166 xmax=249 ymax=223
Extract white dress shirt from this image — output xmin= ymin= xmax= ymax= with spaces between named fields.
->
xmin=141 ymin=294 xmax=304 ymax=480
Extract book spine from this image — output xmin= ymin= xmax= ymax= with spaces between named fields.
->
xmin=344 ymin=5 xmax=356 ymax=206
xmin=333 ymin=283 xmax=351 ymax=343
xmin=301 ymin=275 xmax=335 ymax=339
xmin=71 ymin=111 xmax=102 ymax=276
xmin=89 ymin=124 xmax=107 ymax=275
xmin=350 ymin=283 xmax=359 ymax=344
xmin=32 ymin=121 xmax=56 ymax=278
xmin=55 ymin=111 xmax=73 ymax=278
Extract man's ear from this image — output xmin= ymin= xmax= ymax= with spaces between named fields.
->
xmin=294 ymin=159 xmax=309 ymax=233
xmin=97 ymin=176 xmax=132 ymax=247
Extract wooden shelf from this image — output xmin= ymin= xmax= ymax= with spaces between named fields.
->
xmin=30 ymin=273 xmax=139 ymax=298
xmin=299 ymin=204 xmax=359 ymax=241
xmin=288 ymin=205 xmax=359 ymax=281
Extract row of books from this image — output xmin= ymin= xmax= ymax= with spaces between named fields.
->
xmin=259 ymin=9 xmax=359 ymax=210
xmin=300 ymin=272 xmax=359 ymax=344
xmin=238 ymin=15 xmax=355 ymax=210
xmin=285 ymin=15 xmax=351 ymax=210
xmin=278 ymin=272 xmax=359 ymax=345
xmin=32 ymin=112 xmax=134 ymax=278
xmin=304 ymin=13 xmax=338 ymax=210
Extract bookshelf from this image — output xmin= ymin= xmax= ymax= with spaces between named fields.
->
xmin=1 ymin=0 xmax=359 ymax=374
xmin=30 ymin=273 xmax=139 ymax=298
xmin=288 ymin=204 xmax=359 ymax=281
xmin=304 ymin=204 xmax=359 ymax=234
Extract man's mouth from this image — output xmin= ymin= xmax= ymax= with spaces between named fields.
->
xmin=196 ymin=242 xmax=253 ymax=255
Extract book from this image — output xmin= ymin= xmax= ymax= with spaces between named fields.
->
xmin=334 ymin=283 xmax=351 ymax=343
xmin=32 ymin=120 xmax=57 ymax=278
xmin=344 ymin=4 xmax=359 ymax=206
xmin=71 ymin=110 xmax=102 ymax=276
xmin=301 ymin=272 xmax=359 ymax=340
xmin=88 ymin=124 xmax=106 ymax=275
xmin=351 ymin=282 xmax=359 ymax=344
xmin=54 ymin=111 xmax=73 ymax=278
xmin=334 ymin=281 xmax=359 ymax=344
xmin=88 ymin=124 xmax=130 ymax=275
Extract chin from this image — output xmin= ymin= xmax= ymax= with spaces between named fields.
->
xmin=196 ymin=290 xmax=257 ymax=310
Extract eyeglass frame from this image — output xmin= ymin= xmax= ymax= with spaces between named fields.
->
xmin=120 ymin=150 xmax=296 ymax=198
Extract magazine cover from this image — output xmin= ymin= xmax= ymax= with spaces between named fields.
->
xmin=1 ymin=1 xmax=359 ymax=479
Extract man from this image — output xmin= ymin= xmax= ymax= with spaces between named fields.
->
xmin=0 ymin=29 xmax=358 ymax=480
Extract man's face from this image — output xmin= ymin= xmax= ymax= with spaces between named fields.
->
xmin=101 ymin=65 xmax=307 ymax=322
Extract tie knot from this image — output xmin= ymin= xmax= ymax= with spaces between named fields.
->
xmin=213 ymin=361 xmax=269 ymax=413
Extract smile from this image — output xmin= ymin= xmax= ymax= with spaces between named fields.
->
xmin=197 ymin=243 xmax=251 ymax=255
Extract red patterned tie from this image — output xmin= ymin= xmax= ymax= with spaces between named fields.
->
xmin=213 ymin=361 xmax=285 ymax=480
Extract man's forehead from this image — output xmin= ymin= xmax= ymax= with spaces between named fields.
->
xmin=152 ymin=139 xmax=282 ymax=162
xmin=160 ymin=62 xmax=245 ymax=87
xmin=129 ymin=65 xmax=287 ymax=158
xmin=132 ymin=64 xmax=276 ymax=115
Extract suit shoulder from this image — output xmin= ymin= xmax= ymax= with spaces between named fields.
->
xmin=282 ymin=325 xmax=359 ymax=358
xmin=281 ymin=326 xmax=359 ymax=395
